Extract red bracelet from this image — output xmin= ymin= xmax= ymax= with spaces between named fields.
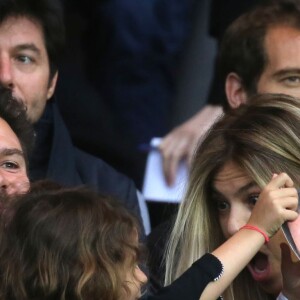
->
xmin=239 ymin=225 xmax=270 ymax=244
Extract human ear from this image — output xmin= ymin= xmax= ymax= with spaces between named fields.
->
xmin=46 ymin=71 xmax=58 ymax=100
xmin=225 ymin=72 xmax=248 ymax=109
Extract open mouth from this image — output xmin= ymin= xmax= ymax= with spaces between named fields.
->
xmin=247 ymin=252 xmax=270 ymax=282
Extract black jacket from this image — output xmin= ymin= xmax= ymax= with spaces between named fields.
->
xmin=29 ymin=101 xmax=141 ymax=223
xmin=146 ymin=253 xmax=223 ymax=300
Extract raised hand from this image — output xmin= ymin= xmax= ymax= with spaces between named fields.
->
xmin=159 ymin=105 xmax=222 ymax=185
xmin=248 ymin=173 xmax=298 ymax=238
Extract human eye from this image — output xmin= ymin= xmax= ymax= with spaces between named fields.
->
xmin=16 ymin=55 xmax=34 ymax=64
xmin=248 ymin=194 xmax=259 ymax=206
xmin=216 ymin=200 xmax=230 ymax=212
xmin=1 ymin=161 xmax=20 ymax=171
xmin=281 ymin=75 xmax=300 ymax=86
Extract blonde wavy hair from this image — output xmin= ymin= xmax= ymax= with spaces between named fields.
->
xmin=0 ymin=180 xmax=142 ymax=300
xmin=165 ymin=93 xmax=300 ymax=299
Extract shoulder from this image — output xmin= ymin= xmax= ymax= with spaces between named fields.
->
xmin=73 ymin=148 xmax=139 ymax=208
xmin=74 ymin=148 xmax=136 ymax=192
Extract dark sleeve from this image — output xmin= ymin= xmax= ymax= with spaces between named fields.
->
xmin=74 ymin=149 xmax=143 ymax=233
xmin=146 ymin=253 xmax=224 ymax=300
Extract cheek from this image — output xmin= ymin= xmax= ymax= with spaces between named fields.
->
xmin=6 ymin=172 xmax=29 ymax=195
xmin=124 ymin=280 xmax=140 ymax=300
xmin=268 ymin=230 xmax=285 ymax=262
xmin=218 ymin=217 xmax=227 ymax=237
xmin=287 ymin=216 xmax=300 ymax=253
xmin=218 ymin=205 xmax=252 ymax=239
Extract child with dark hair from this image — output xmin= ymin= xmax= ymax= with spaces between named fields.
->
xmin=0 ymin=180 xmax=146 ymax=300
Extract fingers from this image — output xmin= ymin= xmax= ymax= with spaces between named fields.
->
xmin=259 ymin=173 xmax=298 ymax=211
xmin=264 ymin=173 xmax=298 ymax=211
xmin=249 ymin=173 xmax=299 ymax=236
xmin=266 ymin=172 xmax=294 ymax=189
xmin=283 ymin=209 xmax=299 ymax=222
xmin=159 ymin=135 xmax=191 ymax=186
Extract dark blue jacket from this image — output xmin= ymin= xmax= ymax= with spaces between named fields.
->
xmin=29 ymin=101 xmax=141 ymax=224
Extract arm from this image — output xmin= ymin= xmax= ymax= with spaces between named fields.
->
xmin=159 ymin=105 xmax=222 ymax=186
xmin=200 ymin=173 xmax=299 ymax=300
xmin=147 ymin=173 xmax=298 ymax=300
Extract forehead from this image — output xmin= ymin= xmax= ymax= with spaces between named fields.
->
xmin=264 ymin=25 xmax=300 ymax=70
xmin=214 ymin=161 xmax=248 ymax=183
xmin=0 ymin=117 xmax=22 ymax=151
xmin=213 ymin=161 xmax=254 ymax=195
xmin=0 ymin=15 xmax=46 ymax=52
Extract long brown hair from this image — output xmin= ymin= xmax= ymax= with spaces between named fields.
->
xmin=0 ymin=180 xmax=142 ymax=300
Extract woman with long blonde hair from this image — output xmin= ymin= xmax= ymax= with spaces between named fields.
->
xmin=165 ymin=93 xmax=300 ymax=299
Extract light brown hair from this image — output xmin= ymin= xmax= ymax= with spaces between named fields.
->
xmin=166 ymin=93 xmax=300 ymax=299
xmin=0 ymin=180 xmax=142 ymax=300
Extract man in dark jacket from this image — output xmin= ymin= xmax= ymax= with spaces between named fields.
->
xmin=0 ymin=0 xmax=149 ymax=233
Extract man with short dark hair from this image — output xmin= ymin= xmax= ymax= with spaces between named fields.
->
xmin=219 ymin=0 xmax=300 ymax=111
xmin=159 ymin=0 xmax=300 ymax=187
xmin=0 ymin=0 xmax=148 ymax=232
xmin=0 ymin=86 xmax=34 ymax=197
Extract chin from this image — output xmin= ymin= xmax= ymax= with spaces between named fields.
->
xmin=259 ymin=280 xmax=282 ymax=297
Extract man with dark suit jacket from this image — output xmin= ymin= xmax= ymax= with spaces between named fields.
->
xmin=0 ymin=0 xmax=149 ymax=233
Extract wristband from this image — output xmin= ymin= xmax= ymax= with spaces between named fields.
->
xmin=239 ymin=225 xmax=270 ymax=244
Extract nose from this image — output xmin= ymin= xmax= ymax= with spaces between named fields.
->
xmin=0 ymin=171 xmax=9 ymax=196
xmin=0 ymin=56 xmax=14 ymax=88
xmin=225 ymin=206 xmax=251 ymax=238
xmin=136 ymin=265 xmax=148 ymax=285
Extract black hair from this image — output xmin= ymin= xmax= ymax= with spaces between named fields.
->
xmin=0 ymin=0 xmax=65 ymax=80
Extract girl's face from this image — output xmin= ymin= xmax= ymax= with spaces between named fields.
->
xmin=212 ymin=161 xmax=284 ymax=296
xmin=124 ymin=264 xmax=147 ymax=300
xmin=123 ymin=231 xmax=147 ymax=300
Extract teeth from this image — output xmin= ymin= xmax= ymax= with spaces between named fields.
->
xmin=253 ymin=266 xmax=267 ymax=273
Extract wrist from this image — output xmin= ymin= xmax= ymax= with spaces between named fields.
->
xmin=239 ymin=224 xmax=270 ymax=244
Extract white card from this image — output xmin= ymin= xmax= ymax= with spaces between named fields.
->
xmin=142 ymin=138 xmax=188 ymax=203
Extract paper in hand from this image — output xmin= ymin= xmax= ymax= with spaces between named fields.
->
xmin=281 ymin=190 xmax=300 ymax=261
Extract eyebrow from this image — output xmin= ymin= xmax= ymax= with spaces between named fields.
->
xmin=233 ymin=181 xmax=258 ymax=198
xmin=273 ymin=68 xmax=300 ymax=78
xmin=212 ymin=181 xmax=258 ymax=199
xmin=15 ymin=43 xmax=41 ymax=56
xmin=0 ymin=148 xmax=25 ymax=158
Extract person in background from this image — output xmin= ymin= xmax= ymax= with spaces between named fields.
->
xmin=0 ymin=0 xmax=150 ymax=233
xmin=58 ymin=0 xmax=199 ymax=189
xmin=0 ymin=87 xmax=34 ymax=197
xmin=159 ymin=0 xmax=270 ymax=185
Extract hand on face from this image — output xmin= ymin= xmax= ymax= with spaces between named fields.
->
xmin=248 ymin=173 xmax=298 ymax=238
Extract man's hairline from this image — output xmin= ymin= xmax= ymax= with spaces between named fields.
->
xmin=0 ymin=13 xmax=58 ymax=86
